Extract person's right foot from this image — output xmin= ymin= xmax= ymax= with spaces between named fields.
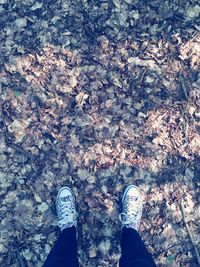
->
xmin=56 ymin=187 xmax=77 ymax=231
xmin=119 ymin=185 xmax=143 ymax=231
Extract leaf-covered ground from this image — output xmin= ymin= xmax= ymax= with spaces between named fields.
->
xmin=0 ymin=0 xmax=200 ymax=266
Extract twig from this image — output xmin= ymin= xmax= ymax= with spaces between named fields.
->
xmin=33 ymin=95 xmax=41 ymax=121
xmin=9 ymin=143 xmax=35 ymax=160
xmin=154 ymin=242 xmax=184 ymax=258
xmin=180 ymin=202 xmax=200 ymax=265
xmin=179 ymin=73 xmax=188 ymax=99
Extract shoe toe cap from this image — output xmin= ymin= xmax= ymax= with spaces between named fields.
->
xmin=58 ymin=187 xmax=73 ymax=198
xmin=128 ymin=186 xmax=140 ymax=195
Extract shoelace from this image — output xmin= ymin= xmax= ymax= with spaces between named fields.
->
xmin=57 ymin=195 xmax=77 ymax=223
xmin=57 ymin=204 xmax=76 ymax=221
xmin=119 ymin=197 xmax=141 ymax=225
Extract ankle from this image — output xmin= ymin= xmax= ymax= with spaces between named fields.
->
xmin=125 ymin=222 xmax=139 ymax=231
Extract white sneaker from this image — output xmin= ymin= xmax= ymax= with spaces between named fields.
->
xmin=119 ymin=185 xmax=143 ymax=231
xmin=56 ymin=187 xmax=77 ymax=231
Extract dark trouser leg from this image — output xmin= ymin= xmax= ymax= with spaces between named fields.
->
xmin=119 ymin=228 xmax=157 ymax=267
xmin=43 ymin=226 xmax=79 ymax=267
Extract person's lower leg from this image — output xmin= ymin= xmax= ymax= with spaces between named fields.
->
xmin=119 ymin=185 xmax=157 ymax=267
xmin=43 ymin=226 xmax=78 ymax=266
xmin=119 ymin=227 xmax=156 ymax=267
xmin=43 ymin=187 xmax=79 ymax=267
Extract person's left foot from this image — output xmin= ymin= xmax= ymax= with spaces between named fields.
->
xmin=56 ymin=187 xmax=77 ymax=231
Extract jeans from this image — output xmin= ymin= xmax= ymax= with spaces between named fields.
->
xmin=43 ymin=227 xmax=157 ymax=267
